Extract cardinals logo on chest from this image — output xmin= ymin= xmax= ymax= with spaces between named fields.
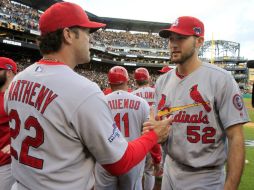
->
xmin=189 ymin=84 xmax=211 ymax=112
xmin=157 ymin=94 xmax=166 ymax=111
xmin=156 ymin=84 xmax=212 ymax=122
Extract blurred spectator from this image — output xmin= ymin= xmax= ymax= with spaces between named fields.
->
xmin=0 ymin=0 xmax=40 ymax=30
xmin=92 ymin=30 xmax=168 ymax=50
xmin=0 ymin=0 xmax=170 ymax=60
xmin=0 ymin=53 xmax=160 ymax=91
xmin=0 ymin=0 xmax=165 ymax=89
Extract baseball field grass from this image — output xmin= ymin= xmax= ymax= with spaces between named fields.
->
xmin=239 ymin=98 xmax=254 ymax=190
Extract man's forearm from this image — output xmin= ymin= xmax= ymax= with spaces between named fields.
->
xmin=225 ymin=126 xmax=245 ymax=190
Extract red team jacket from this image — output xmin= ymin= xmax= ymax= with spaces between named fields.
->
xmin=0 ymin=92 xmax=11 ymax=166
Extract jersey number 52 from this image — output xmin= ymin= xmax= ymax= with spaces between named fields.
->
xmin=9 ymin=109 xmax=44 ymax=169
xmin=187 ymin=126 xmax=216 ymax=144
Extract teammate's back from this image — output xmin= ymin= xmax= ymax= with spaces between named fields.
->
xmin=6 ymin=63 xmax=110 ymax=189
xmin=95 ymin=66 xmax=150 ymax=190
xmin=107 ymin=90 xmax=149 ymax=141
xmin=132 ymin=86 xmax=155 ymax=106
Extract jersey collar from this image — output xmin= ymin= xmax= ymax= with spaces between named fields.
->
xmin=37 ymin=59 xmax=65 ymax=65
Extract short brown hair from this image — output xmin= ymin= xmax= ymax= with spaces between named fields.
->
xmin=136 ymin=80 xmax=149 ymax=86
xmin=37 ymin=27 xmax=80 ymax=55
xmin=37 ymin=29 xmax=63 ymax=55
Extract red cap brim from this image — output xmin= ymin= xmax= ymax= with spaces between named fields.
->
xmin=159 ymin=28 xmax=193 ymax=38
xmin=79 ymin=21 xmax=106 ymax=33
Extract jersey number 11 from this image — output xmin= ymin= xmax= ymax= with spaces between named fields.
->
xmin=114 ymin=113 xmax=130 ymax=137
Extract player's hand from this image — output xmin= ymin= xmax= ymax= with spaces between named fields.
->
xmin=142 ymin=107 xmax=172 ymax=144
xmin=1 ymin=144 xmax=10 ymax=154
xmin=153 ymin=163 xmax=163 ymax=177
xmin=146 ymin=156 xmax=154 ymax=169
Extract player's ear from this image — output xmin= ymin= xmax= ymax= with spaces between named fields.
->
xmin=6 ymin=70 xmax=13 ymax=77
xmin=62 ymin=27 xmax=74 ymax=45
xmin=196 ymin=36 xmax=204 ymax=48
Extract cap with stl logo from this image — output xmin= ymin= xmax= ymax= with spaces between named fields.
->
xmin=159 ymin=16 xmax=204 ymax=38
xmin=39 ymin=2 xmax=106 ymax=35
xmin=0 ymin=57 xmax=17 ymax=74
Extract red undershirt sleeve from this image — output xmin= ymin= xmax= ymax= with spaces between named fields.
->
xmin=150 ymin=144 xmax=162 ymax=164
xmin=102 ymin=131 xmax=158 ymax=176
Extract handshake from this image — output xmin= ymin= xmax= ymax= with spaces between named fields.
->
xmin=142 ymin=107 xmax=172 ymax=177
xmin=142 ymin=107 xmax=173 ymax=144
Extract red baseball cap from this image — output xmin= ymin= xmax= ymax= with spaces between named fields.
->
xmin=158 ymin=66 xmax=172 ymax=73
xmin=0 ymin=57 xmax=17 ymax=74
xmin=159 ymin=16 xmax=204 ymax=38
xmin=39 ymin=2 xmax=106 ymax=35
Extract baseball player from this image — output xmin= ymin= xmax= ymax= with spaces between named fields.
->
xmin=132 ymin=67 xmax=162 ymax=190
xmin=4 ymin=3 xmax=171 ymax=190
xmin=95 ymin=66 xmax=150 ymax=190
xmin=0 ymin=57 xmax=17 ymax=190
xmin=150 ymin=16 xmax=249 ymax=190
xmin=133 ymin=68 xmax=155 ymax=106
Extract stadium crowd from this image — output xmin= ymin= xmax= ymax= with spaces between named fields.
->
xmin=0 ymin=51 xmax=160 ymax=90
xmin=91 ymin=52 xmax=168 ymax=65
xmin=0 ymin=0 xmax=248 ymax=92
xmin=75 ymin=64 xmax=159 ymax=90
xmin=92 ymin=30 xmax=168 ymax=49
xmin=0 ymin=0 xmax=40 ymax=30
xmin=0 ymin=0 xmax=169 ymax=58
xmin=103 ymin=47 xmax=169 ymax=57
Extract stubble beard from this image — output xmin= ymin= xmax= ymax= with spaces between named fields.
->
xmin=172 ymin=42 xmax=196 ymax=65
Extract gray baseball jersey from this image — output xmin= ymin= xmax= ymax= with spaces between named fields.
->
xmin=4 ymin=62 xmax=128 ymax=190
xmin=132 ymin=86 xmax=156 ymax=190
xmin=161 ymin=155 xmax=225 ymax=190
xmin=0 ymin=164 xmax=15 ymax=190
xmin=95 ymin=90 xmax=150 ymax=190
xmin=143 ymin=153 xmax=155 ymax=190
xmin=155 ymin=62 xmax=249 ymax=189
xmin=132 ymin=86 xmax=155 ymax=106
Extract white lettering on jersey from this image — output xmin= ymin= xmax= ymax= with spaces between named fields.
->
xmin=108 ymin=99 xmax=140 ymax=110
xmin=135 ymin=92 xmax=154 ymax=100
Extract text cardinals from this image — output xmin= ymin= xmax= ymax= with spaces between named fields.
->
xmin=173 ymin=111 xmax=209 ymax=124
xmin=7 ymin=80 xmax=58 ymax=114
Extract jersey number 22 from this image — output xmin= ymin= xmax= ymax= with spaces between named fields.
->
xmin=9 ymin=109 xmax=44 ymax=169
